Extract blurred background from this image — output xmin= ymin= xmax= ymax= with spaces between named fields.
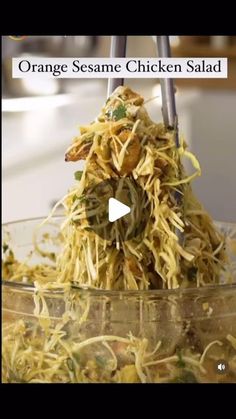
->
xmin=2 ymin=35 xmax=236 ymax=223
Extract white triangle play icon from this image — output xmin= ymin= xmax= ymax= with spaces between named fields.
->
xmin=108 ymin=198 xmax=131 ymax=222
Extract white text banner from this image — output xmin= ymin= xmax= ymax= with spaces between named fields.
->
xmin=12 ymin=57 xmax=228 ymax=79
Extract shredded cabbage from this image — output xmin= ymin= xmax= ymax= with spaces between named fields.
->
xmin=2 ymin=86 xmax=236 ymax=383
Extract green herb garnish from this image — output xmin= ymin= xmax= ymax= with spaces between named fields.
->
xmin=2 ymin=243 xmax=9 ymax=253
xmin=74 ymin=171 xmax=83 ymax=181
xmin=112 ymin=105 xmax=127 ymax=121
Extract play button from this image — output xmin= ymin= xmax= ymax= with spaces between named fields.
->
xmin=108 ymin=198 xmax=131 ymax=222
xmin=84 ymin=178 xmax=151 ymax=242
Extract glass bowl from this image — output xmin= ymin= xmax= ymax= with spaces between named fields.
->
xmin=2 ymin=217 xmax=236 ymax=383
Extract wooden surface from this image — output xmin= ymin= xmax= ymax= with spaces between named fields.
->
xmin=172 ymin=45 xmax=236 ymax=90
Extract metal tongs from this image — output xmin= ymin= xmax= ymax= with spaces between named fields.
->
xmin=156 ymin=36 xmax=179 ymax=147
xmin=107 ymin=36 xmax=179 ymax=148
xmin=107 ymin=36 xmax=182 ymax=241
xmin=107 ymin=36 xmax=127 ymax=97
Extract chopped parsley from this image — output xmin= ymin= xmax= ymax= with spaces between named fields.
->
xmin=113 ymin=105 xmax=127 ymax=120
xmin=74 ymin=171 xmax=83 ymax=181
xmin=109 ymin=105 xmax=127 ymax=121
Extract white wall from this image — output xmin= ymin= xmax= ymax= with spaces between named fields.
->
xmin=188 ymin=90 xmax=236 ymax=222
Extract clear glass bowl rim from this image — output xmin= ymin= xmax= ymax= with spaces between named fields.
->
xmin=2 ymin=216 xmax=236 ymax=298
